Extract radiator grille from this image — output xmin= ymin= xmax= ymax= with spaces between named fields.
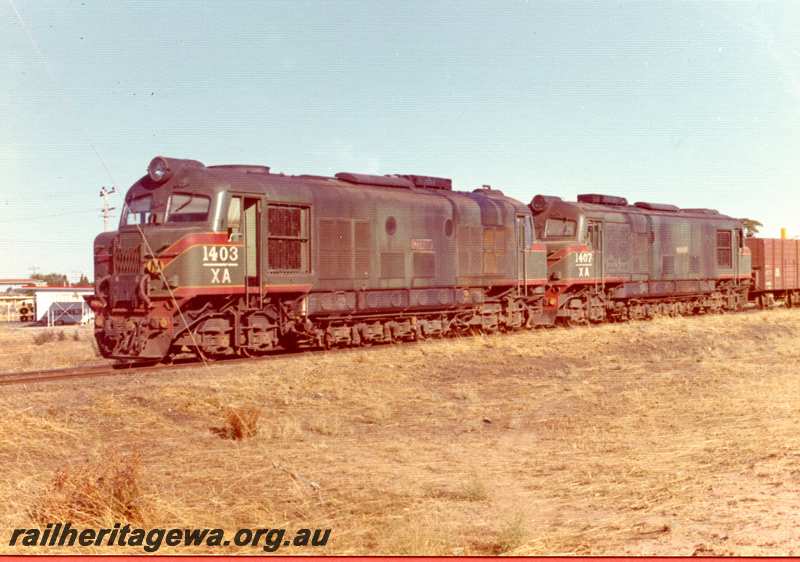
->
xmin=319 ymin=219 xmax=353 ymax=279
xmin=354 ymin=221 xmax=371 ymax=279
xmin=458 ymin=226 xmax=482 ymax=275
xmin=268 ymin=239 xmax=301 ymax=270
xmin=381 ymin=252 xmax=405 ymax=279
xmin=268 ymin=206 xmax=301 ymax=237
xmin=113 ymin=244 xmax=141 ymax=274
xmin=662 ymin=255 xmax=675 ymax=275
xmin=266 ymin=204 xmax=308 ymax=272
xmin=413 ymin=253 xmax=435 ymax=278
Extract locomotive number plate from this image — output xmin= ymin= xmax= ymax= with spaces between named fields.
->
xmin=202 ymin=245 xmax=240 ymax=284
xmin=575 ymin=252 xmax=593 ymax=278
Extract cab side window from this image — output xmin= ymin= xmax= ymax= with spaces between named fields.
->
xmin=167 ymin=193 xmax=211 ymax=223
xmin=544 ymin=218 xmax=577 ymax=238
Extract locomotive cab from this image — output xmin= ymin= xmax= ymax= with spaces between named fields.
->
xmin=529 ymin=194 xmax=596 ymax=283
xmin=530 ymin=195 xmax=584 ymax=246
xmin=119 ymin=157 xmax=215 ymax=229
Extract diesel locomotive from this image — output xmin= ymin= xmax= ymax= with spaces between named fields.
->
xmin=89 ymin=156 xmax=549 ymax=361
xmin=532 ymin=194 xmax=751 ymax=324
xmin=88 ymin=156 xmax=751 ymax=363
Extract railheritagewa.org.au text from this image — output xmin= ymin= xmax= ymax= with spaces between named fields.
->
xmin=10 ymin=523 xmax=331 ymax=552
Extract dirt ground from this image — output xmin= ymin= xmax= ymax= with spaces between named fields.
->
xmin=0 ymin=309 xmax=799 ymax=555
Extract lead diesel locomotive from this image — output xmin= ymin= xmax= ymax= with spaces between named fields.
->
xmin=89 ymin=156 xmax=751 ymax=362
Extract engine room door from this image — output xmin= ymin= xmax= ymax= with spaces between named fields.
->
xmin=242 ymin=196 xmax=262 ymax=303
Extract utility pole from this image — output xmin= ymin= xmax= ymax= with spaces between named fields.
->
xmin=99 ymin=186 xmax=117 ymax=232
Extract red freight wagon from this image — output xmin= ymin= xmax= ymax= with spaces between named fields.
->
xmin=746 ymin=237 xmax=800 ymax=307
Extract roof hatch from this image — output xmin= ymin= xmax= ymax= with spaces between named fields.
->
xmin=208 ymin=164 xmax=270 ymax=174
xmin=577 ymin=193 xmax=628 ymax=206
xmin=335 ymin=172 xmax=413 ymax=188
xmin=397 ymin=174 xmax=452 ymax=190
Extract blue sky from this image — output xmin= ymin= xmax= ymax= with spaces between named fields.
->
xmin=2 ymin=1 xmax=799 ymax=280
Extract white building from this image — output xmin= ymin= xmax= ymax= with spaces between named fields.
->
xmin=0 ymin=278 xmax=46 ymax=291
xmin=31 ymin=286 xmax=95 ymax=326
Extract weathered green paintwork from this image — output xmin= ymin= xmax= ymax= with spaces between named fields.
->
xmin=533 ymin=195 xmax=751 ymax=296
xmin=90 ymin=158 xmax=550 ymax=360
xmin=97 ymin=159 xmax=548 ymax=306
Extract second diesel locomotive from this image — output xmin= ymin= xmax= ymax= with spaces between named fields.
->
xmin=532 ymin=194 xmax=751 ymax=324
xmin=88 ymin=156 xmax=751 ymax=363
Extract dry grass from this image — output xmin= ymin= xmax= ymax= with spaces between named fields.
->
xmin=0 ymin=309 xmax=799 ymax=554
xmin=0 ymin=324 xmax=100 ymax=372
xmin=210 ymin=406 xmax=262 ymax=440
xmin=31 ymin=451 xmax=145 ymax=525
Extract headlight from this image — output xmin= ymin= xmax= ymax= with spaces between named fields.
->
xmin=531 ymin=195 xmax=547 ymax=212
xmin=147 ymin=156 xmax=171 ymax=183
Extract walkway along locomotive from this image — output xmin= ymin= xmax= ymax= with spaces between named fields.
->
xmin=87 ymin=156 xmax=752 ymax=363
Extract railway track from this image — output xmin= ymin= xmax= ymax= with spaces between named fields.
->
xmin=0 ymin=362 xmax=147 ymax=386
xmin=0 ymin=301 xmax=782 ymax=387
xmin=0 ymin=340 xmax=420 ymax=386
xmin=0 ymin=356 xmax=248 ymax=386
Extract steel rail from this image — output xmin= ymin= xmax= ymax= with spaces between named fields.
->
xmin=0 ymin=301 xmax=779 ymax=386
xmin=0 ymin=339 xmax=422 ymax=386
